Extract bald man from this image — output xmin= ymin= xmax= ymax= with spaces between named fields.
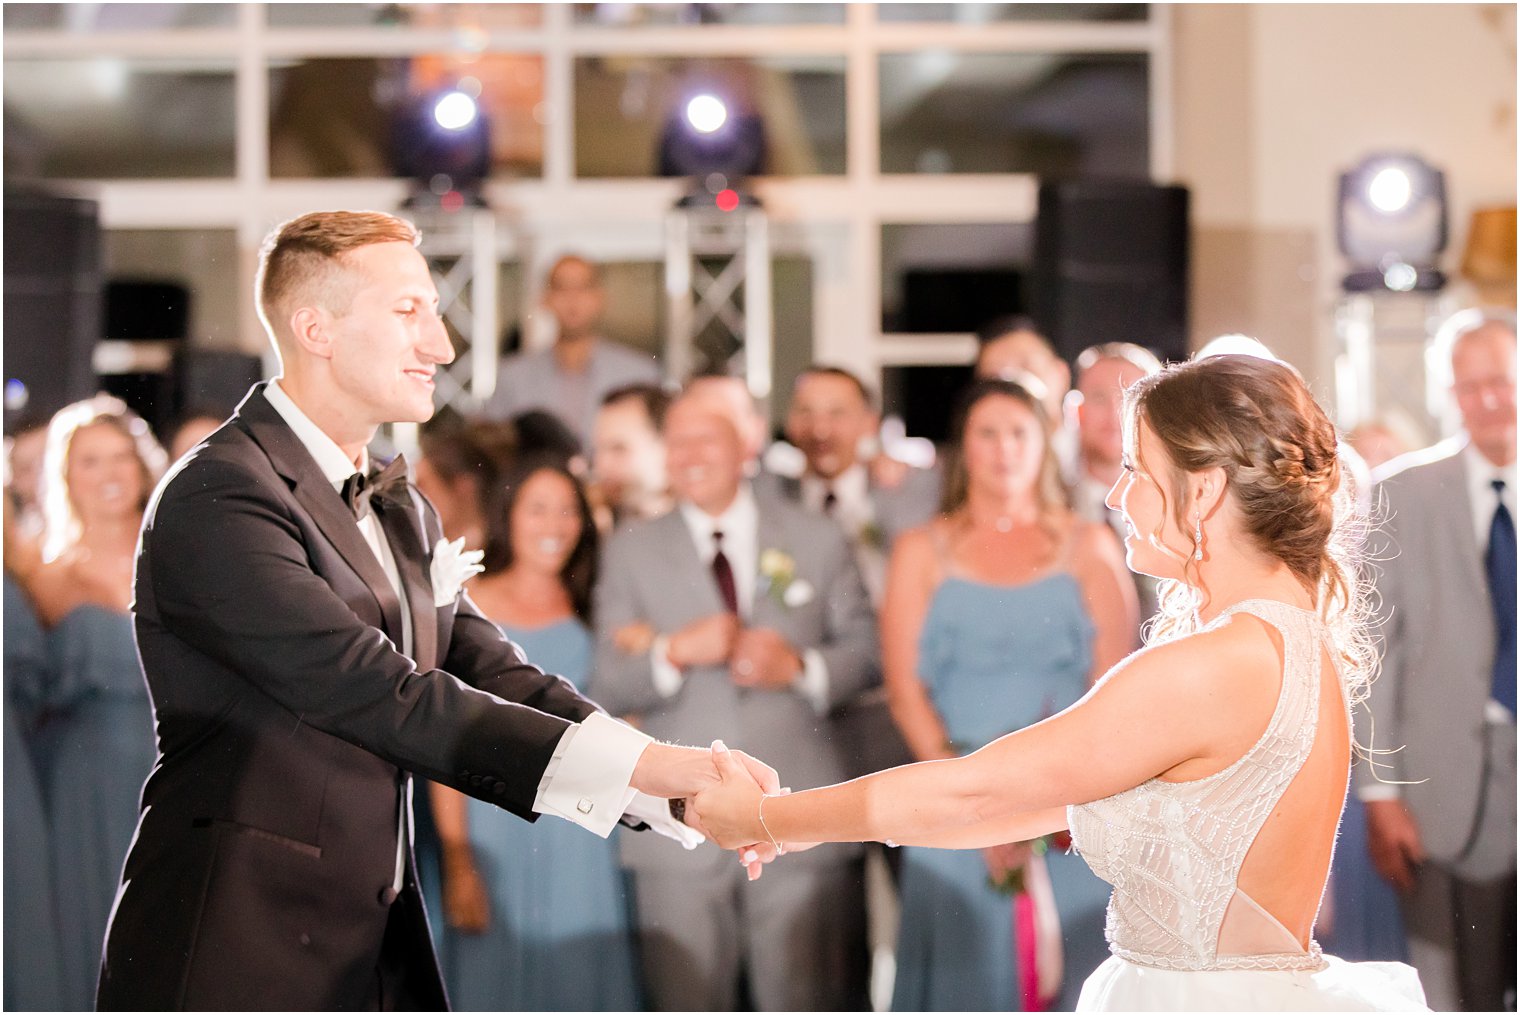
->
xmin=590 ymin=390 xmax=879 ymax=1011
xmin=485 ymin=255 xmax=660 ymax=446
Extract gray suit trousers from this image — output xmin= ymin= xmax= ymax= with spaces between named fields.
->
xmin=630 ymin=858 xmax=870 ymax=1011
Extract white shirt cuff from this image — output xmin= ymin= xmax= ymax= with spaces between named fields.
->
xmin=795 ymin=648 xmax=830 ymax=715
xmin=533 ymin=712 xmax=652 ymax=837
xmin=1356 ymin=783 xmax=1401 ymax=802
xmin=650 ymin=635 xmax=684 ymax=699
xmin=623 ymin=791 xmax=705 ymax=850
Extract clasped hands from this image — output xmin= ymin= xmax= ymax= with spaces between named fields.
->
xmin=632 ymin=739 xmax=810 ymax=880
xmin=619 ymin=614 xmax=802 ymax=689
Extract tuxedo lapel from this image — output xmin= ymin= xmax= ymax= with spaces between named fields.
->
xmin=233 ymin=385 xmax=406 ymax=641
xmin=375 ymin=493 xmax=439 ymax=674
xmin=1439 ymin=451 xmax=1488 ymax=596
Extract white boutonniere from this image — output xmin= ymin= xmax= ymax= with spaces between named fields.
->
xmin=430 ymin=536 xmax=485 ymax=608
xmin=758 ymin=548 xmax=813 ymax=608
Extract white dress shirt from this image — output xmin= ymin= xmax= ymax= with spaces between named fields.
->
xmin=801 ymin=464 xmax=888 ymax=605
xmin=649 ymin=484 xmax=832 ymax=713
xmin=263 ymin=381 xmax=697 ymax=850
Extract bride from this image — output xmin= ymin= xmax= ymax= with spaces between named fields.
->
xmin=692 ymin=354 xmax=1427 ymax=1011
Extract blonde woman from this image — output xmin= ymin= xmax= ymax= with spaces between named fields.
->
xmin=26 ymin=395 xmax=165 ymax=1010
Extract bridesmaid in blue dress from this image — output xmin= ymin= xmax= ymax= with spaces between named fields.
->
xmin=4 ymin=506 xmax=64 ymax=1012
xmin=882 ymin=379 xmax=1138 ymax=1012
xmin=25 ymin=397 xmax=165 ymax=1010
xmin=429 ymin=456 xmax=642 ymax=1011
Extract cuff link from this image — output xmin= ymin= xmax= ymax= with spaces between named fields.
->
xmin=576 ymin=798 xmax=594 ymax=815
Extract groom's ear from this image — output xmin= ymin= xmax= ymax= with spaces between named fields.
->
xmin=289 ymin=305 xmax=337 ymax=361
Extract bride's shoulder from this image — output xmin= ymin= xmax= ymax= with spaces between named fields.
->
xmin=1098 ymin=622 xmax=1275 ymax=703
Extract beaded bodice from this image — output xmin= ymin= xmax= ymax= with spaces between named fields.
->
xmin=1067 ymin=599 xmax=1339 ymax=973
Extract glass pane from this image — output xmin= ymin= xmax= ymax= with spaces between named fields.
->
xmin=882 ymin=223 xmax=1033 ymax=332
xmin=576 ymin=56 xmax=846 ymax=178
xmin=5 ymin=59 xmax=236 ymax=179
xmin=3 ymin=4 xmax=236 ymax=31
xmin=574 ymin=4 xmax=844 ymax=27
xmin=878 ymin=3 xmax=1146 ymax=22
xmin=882 ymin=364 xmax=974 ymax=443
xmin=879 ymin=52 xmax=1148 ymax=176
xmin=269 ymin=55 xmax=544 ymax=179
xmin=268 ymin=4 xmax=542 ymax=29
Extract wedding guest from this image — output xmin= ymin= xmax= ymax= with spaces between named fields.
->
xmin=485 ymin=255 xmax=660 ymax=446
xmin=26 ymin=394 xmax=165 ymax=1010
xmin=590 ymin=383 xmax=673 ymax=531
xmin=430 ymin=456 xmax=642 ymax=1011
xmin=3 ymin=499 xmax=63 ymax=1011
xmin=682 ymin=371 xmax=771 ymax=466
xmin=590 ymin=391 xmax=879 ymax=1010
xmin=5 ymin=411 xmax=51 ymax=549
xmin=1362 ymin=311 xmax=1517 ymax=1010
xmin=882 ymin=378 xmax=1135 ymax=1011
xmin=1072 ymin=342 xmax=1164 ymax=628
xmin=415 ymin=416 xmax=519 ymax=552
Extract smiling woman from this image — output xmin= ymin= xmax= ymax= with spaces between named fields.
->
xmin=22 ymin=394 xmax=165 ymax=1010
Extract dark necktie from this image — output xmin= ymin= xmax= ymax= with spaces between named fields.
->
xmin=822 ymin=489 xmax=838 ymax=516
xmin=1486 ymin=478 xmax=1516 ymax=714
xmin=711 ymin=530 xmax=739 ymax=615
xmin=341 ymin=454 xmax=410 ymax=521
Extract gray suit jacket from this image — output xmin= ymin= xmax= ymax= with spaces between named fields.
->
xmin=590 ymin=491 xmax=879 ymax=873
xmin=756 ymin=463 xmax=942 ymax=550
xmin=1359 ymin=438 xmax=1499 ymax=863
xmin=484 ymin=338 xmax=660 ymax=445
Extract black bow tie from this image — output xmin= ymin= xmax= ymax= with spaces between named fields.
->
xmin=341 ymin=454 xmax=410 ymax=520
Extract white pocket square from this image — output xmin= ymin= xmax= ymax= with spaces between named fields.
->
xmin=782 ymin=578 xmax=815 ymax=608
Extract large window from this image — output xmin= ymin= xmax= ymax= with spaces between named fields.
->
xmin=3 ymin=3 xmax=1169 ymax=392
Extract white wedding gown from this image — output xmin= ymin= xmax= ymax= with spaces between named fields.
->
xmin=1067 ymin=600 xmax=1428 ymax=1011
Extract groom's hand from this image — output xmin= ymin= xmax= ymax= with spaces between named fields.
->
xmin=630 ymin=740 xmax=782 ymax=801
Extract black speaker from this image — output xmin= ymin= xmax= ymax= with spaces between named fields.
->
xmin=176 ymin=349 xmax=264 ymax=417
xmin=1030 ymin=180 xmax=1189 ymax=365
xmin=3 ymin=189 xmax=102 ymax=428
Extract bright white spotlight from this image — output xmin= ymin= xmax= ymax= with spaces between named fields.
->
xmin=433 ymin=90 xmax=478 ymax=132
xmin=1367 ymin=166 xmax=1412 ymax=214
xmin=685 ymin=94 xmax=728 ymax=135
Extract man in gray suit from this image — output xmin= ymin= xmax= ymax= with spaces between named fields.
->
xmin=484 ymin=255 xmax=659 ymax=446
xmin=765 ymin=365 xmax=939 ymax=783
xmin=1361 ymin=312 xmax=1516 ymax=1011
xmin=591 ymin=391 xmax=878 ymax=1011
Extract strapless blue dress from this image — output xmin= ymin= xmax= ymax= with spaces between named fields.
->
xmin=44 ymin=604 xmax=156 ymax=1010
xmin=4 ymin=577 xmax=64 ymax=1010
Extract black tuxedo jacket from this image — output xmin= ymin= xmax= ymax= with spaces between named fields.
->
xmin=98 ymin=385 xmax=600 ymax=1011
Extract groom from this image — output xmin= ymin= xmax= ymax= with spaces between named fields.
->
xmin=97 ymin=211 xmax=771 ymax=1011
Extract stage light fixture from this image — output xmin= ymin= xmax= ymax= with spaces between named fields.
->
xmin=659 ymin=88 xmax=766 ymax=208
xmin=392 ymin=83 xmax=492 ymax=209
xmin=1338 ymin=152 xmax=1448 ymax=292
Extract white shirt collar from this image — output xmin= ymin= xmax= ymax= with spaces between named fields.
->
xmin=263 ymin=379 xmax=368 ymax=490
xmin=679 ymin=481 xmax=758 ymax=550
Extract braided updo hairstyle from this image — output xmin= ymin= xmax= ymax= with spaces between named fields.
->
xmin=1125 ymin=354 xmax=1374 ymax=703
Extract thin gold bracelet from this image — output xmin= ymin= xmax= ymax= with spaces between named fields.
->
xmin=758 ymin=793 xmax=786 ymax=855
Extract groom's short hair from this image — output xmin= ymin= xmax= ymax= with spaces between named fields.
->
xmin=256 ymin=210 xmax=420 ymax=344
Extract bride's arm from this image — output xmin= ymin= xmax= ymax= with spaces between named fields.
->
xmin=697 ymin=627 xmax=1248 ymax=851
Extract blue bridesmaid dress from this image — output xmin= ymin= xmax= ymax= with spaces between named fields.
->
xmin=892 ymin=573 xmax=1112 ymax=1012
xmin=44 ymin=604 xmax=156 ymax=1011
xmin=4 ymin=576 xmax=64 ymax=1011
xmin=440 ymin=618 xmax=643 ymax=1011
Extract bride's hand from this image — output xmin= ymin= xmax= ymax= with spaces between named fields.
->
xmin=691 ymin=740 xmax=769 ymax=851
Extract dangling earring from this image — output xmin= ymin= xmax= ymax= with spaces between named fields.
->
xmin=1193 ymin=512 xmax=1204 ymax=561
